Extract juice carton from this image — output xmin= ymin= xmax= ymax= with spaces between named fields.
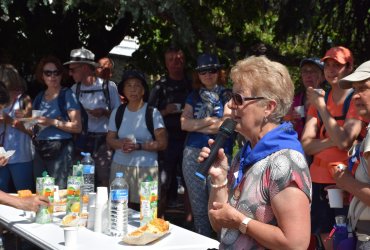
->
xmin=66 ymin=176 xmax=82 ymax=215
xmin=72 ymin=162 xmax=83 ymax=176
xmin=35 ymin=176 xmax=55 ymax=224
xmin=140 ymin=176 xmax=158 ymax=226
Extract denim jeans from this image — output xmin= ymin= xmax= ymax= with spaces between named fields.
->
xmin=182 ymin=146 xmax=212 ymax=237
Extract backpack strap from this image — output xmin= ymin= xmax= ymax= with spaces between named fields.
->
xmin=115 ymin=103 xmax=127 ymax=131
xmin=33 ymin=91 xmax=44 ymax=110
xmin=317 ymin=89 xmax=331 ymax=124
xmin=76 ymin=81 xmax=111 ymax=109
xmin=145 ymin=105 xmax=155 ymax=140
xmin=55 ymin=88 xmax=72 ymax=121
xmin=115 ymin=103 xmax=155 ymax=140
xmin=340 ymin=89 xmax=354 ymax=120
xmin=76 ymin=82 xmax=81 ymax=101
xmin=102 ymin=80 xmax=111 ymax=110
xmin=317 ymin=88 xmax=354 ymax=136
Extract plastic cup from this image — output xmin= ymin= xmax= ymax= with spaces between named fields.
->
xmin=95 ymin=187 xmax=108 ymax=206
xmin=294 ymin=105 xmax=305 ymax=118
xmin=327 ymin=188 xmax=343 ymax=208
xmin=64 ymin=227 xmax=78 ymax=247
xmin=126 ymin=134 xmax=136 ymax=144
xmin=32 ymin=110 xmax=43 ymax=117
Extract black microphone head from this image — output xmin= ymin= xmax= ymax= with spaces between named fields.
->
xmin=219 ymin=118 xmax=236 ymax=136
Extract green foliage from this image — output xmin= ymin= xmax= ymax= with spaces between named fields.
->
xmin=0 ymin=0 xmax=369 ymax=85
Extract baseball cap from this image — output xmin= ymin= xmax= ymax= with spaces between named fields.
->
xmin=300 ymin=57 xmax=324 ymax=70
xmin=339 ymin=60 xmax=370 ymax=89
xmin=321 ymin=46 xmax=354 ymax=66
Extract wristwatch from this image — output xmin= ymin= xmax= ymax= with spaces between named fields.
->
xmin=239 ymin=217 xmax=252 ymax=234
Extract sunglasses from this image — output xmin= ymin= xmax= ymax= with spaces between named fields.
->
xmin=198 ymin=69 xmax=218 ymax=75
xmin=69 ymin=65 xmax=82 ymax=73
xmin=43 ymin=70 xmax=61 ymax=77
xmin=229 ymin=93 xmax=265 ymax=106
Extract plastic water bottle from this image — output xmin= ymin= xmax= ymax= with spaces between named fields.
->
xmin=0 ymin=235 xmax=4 ymax=250
xmin=81 ymin=152 xmax=95 ymax=193
xmin=109 ymin=172 xmax=129 ymax=237
xmin=333 ymin=215 xmax=348 ymax=250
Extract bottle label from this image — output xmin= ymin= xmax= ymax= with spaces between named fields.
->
xmin=111 ymin=189 xmax=128 ymax=202
xmin=83 ymin=165 xmax=95 ymax=174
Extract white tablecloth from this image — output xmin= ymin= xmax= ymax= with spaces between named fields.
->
xmin=0 ymin=205 xmax=219 ymax=250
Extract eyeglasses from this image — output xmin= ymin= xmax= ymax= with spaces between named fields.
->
xmin=198 ymin=69 xmax=218 ymax=75
xmin=228 ymin=93 xmax=265 ymax=106
xmin=43 ymin=70 xmax=61 ymax=77
xmin=69 ymin=65 xmax=82 ymax=73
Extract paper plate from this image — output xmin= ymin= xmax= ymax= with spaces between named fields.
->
xmin=0 ymin=147 xmax=15 ymax=159
xmin=122 ymin=225 xmax=171 ymax=245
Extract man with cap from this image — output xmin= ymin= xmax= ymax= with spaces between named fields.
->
xmin=301 ymin=46 xmax=367 ymax=248
xmin=332 ymin=60 xmax=370 ymax=249
xmin=148 ymin=47 xmax=192 ymax=217
xmin=65 ymin=47 xmax=121 ymax=187
xmin=285 ymin=57 xmax=325 ymax=139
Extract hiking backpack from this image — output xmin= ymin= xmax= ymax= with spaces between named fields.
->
xmin=114 ymin=103 xmax=155 ymax=139
xmin=75 ymin=81 xmax=111 ymax=109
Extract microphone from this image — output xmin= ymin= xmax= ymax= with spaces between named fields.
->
xmin=195 ymin=118 xmax=236 ymax=180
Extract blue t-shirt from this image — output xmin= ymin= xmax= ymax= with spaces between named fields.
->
xmin=33 ymin=89 xmax=80 ymax=140
xmin=184 ymin=87 xmax=233 ymax=155
xmin=0 ymin=94 xmax=33 ymax=163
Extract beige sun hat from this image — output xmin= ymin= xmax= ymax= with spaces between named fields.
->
xmin=339 ymin=60 xmax=370 ymax=89
xmin=63 ymin=47 xmax=99 ymax=67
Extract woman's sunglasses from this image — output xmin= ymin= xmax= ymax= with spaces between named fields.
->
xmin=43 ymin=70 xmax=61 ymax=77
xmin=228 ymin=93 xmax=265 ymax=106
xmin=198 ymin=69 xmax=218 ymax=75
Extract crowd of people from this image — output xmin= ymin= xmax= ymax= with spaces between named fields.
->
xmin=0 ymin=44 xmax=370 ymax=250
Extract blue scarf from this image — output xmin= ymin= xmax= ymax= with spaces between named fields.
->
xmin=234 ymin=122 xmax=304 ymax=188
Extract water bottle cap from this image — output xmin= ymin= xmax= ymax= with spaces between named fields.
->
xmin=81 ymin=152 xmax=91 ymax=157
xmin=116 ymin=172 xmax=124 ymax=178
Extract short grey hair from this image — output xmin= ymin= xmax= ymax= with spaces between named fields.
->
xmin=230 ymin=56 xmax=294 ymax=123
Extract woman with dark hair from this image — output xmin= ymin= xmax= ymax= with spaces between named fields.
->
xmin=32 ymin=55 xmax=81 ymax=188
xmin=181 ymin=53 xmax=233 ymax=237
xmin=107 ymin=70 xmax=167 ymax=207
xmin=0 ymin=65 xmax=34 ymax=192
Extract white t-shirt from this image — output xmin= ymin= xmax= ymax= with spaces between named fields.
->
xmin=108 ymin=103 xmax=165 ymax=167
xmin=71 ymin=78 xmax=121 ymax=133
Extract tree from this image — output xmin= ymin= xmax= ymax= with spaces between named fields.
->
xmin=0 ymin=0 xmax=369 ymax=81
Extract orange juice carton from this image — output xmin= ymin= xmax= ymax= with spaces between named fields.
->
xmin=35 ymin=175 xmax=55 ymax=224
xmin=66 ymin=176 xmax=82 ymax=215
xmin=140 ymin=176 xmax=158 ymax=226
